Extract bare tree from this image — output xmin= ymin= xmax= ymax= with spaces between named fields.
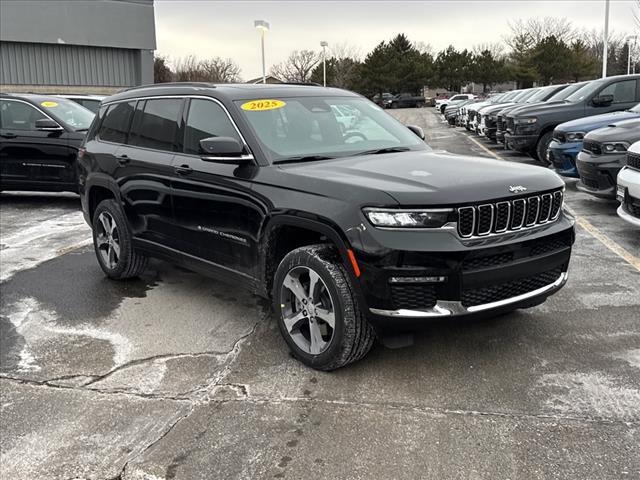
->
xmin=505 ymin=17 xmax=577 ymax=50
xmin=472 ymin=42 xmax=506 ymax=59
xmin=635 ymin=0 xmax=640 ymax=29
xmin=175 ymin=55 xmax=242 ymax=82
xmin=271 ymin=50 xmax=321 ymax=83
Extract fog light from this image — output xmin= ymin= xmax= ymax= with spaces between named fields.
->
xmin=389 ymin=276 xmax=446 ymax=283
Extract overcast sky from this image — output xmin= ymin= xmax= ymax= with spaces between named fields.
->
xmin=155 ymin=0 xmax=639 ymax=80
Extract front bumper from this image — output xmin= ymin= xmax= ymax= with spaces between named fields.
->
xmin=358 ymin=219 xmax=575 ymax=330
xmin=575 ymin=151 xmax=624 ymax=199
xmin=504 ymin=133 xmax=538 ymax=152
xmin=548 ymin=140 xmax=580 ymax=178
xmin=616 ymin=166 xmax=640 ymax=227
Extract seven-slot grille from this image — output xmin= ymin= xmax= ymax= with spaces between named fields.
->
xmin=627 ymin=151 xmax=640 ymax=170
xmin=457 ymin=190 xmax=562 ymax=238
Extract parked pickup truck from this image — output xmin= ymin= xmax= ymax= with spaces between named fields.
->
xmin=389 ymin=93 xmax=426 ymax=109
xmin=505 ymin=74 xmax=640 ymax=163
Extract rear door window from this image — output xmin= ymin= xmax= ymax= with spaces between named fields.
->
xmin=128 ymin=98 xmax=183 ymax=152
xmin=98 ymin=101 xmax=135 ymax=144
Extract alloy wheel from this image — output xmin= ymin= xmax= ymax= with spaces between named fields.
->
xmin=96 ymin=211 xmax=121 ymax=269
xmin=281 ymin=266 xmax=336 ymax=355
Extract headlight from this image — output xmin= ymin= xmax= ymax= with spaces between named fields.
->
xmin=565 ymin=132 xmax=585 ymax=141
xmin=363 ymin=208 xmax=453 ymax=228
xmin=602 ymin=142 xmax=629 ymax=153
xmin=514 ymin=117 xmax=537 ymax=125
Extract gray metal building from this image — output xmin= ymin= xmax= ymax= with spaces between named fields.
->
xmin=0 ymin=0 xmax=156 ymax=94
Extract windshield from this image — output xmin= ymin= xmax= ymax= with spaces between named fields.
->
xmin=499 ymin=90 xmax=521 ymax=102
xmin=565 ymin=79 xmax=606 ymax=103
xmin=38 ymin=97 xmax=95 ymax=130
xmin=514 ymin=88 xmax=540 ymax=103
xmin=236 ymin=96 xmax=427 ymax=163
xmin=526 ymin=86 xmax=558 ymax=103
xmin=546 ymin=82 xmax=587 ymax=102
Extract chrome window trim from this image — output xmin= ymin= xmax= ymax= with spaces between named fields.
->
xmin=100 ymin=94 xmax=254 ymax=160
xmin=476 ymin=204 xmax=494 ymax=236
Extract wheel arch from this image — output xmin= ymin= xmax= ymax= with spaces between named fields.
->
xmin=258 ymin=214 xmax=361 ymax=299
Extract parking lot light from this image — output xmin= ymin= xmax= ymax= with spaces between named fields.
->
xmin=254 ymin=19 xmax=270 ymax=84
xmin=627 ymin=35 xmax=638 ymax=75
xmin=320 ymin=41 xmax=328 ymax=87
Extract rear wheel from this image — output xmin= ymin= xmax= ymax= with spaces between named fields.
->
xmin=92 ymin=199 xmax=148 ymax=279
xmin=272 ymin=245 xmax=375 ymax=371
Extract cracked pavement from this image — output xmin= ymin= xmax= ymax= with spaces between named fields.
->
xmin=1 ymin=108 xmax=639 ymax=479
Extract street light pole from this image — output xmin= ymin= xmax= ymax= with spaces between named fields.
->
xmin=254 ymin=20 xmax=270 ymax=84
xmin=602 ymin=0 xmax=610 ymax=78
xmin=320 ymin=41 xmax=328 ymax=87
xmin=627 ymin=35 xmax=638 ymax=75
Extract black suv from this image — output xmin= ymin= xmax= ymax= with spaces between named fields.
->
xmin=79 ymin=83 xmax=575 ymax=370
xmin=1 ymin=93 xmax=95 ymax=192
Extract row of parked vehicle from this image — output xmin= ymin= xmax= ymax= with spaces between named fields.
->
xmin=438 ymin=74 xmax=640 ymax=228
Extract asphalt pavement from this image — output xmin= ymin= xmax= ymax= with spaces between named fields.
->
xmin=1 ymin=107 xmax=639 ymax=480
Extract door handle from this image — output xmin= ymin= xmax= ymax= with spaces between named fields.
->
xmin=116 ymin=155 xmax=130 ymax=165
xmin=174 ymin=164 xmax=193 ymax=175
xmin=1 ymin=133 xmax=17 ymax=139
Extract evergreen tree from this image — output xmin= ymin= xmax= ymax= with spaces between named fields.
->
xmin=530 ymin=35 xmax=572 ymax=84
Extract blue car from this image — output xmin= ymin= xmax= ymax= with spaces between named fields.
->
xmin=548 ymin=103 xmax=640 ymax=177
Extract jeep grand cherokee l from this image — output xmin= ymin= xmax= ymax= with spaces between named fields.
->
xmin=78 ymin=83 xmax=575 ymax=371
xmin=505 ymin=74 xmax=640 ymax=163
xmin=1 ymin=93 xmax=94 ymax=192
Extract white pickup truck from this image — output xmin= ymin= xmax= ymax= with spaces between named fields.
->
xmin=435 ymin=94 xmax=476 ymax=114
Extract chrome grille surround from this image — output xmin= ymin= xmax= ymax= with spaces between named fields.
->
xmin=456 ymin=190 xmax=563 ymax=239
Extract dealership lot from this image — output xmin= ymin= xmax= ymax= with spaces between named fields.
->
xmin=1 ymin=107 xmax=639 ymax=479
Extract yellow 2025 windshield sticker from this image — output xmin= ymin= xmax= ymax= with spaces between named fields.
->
xmin=41 ymin=101 xmax=58 ymax=108
xmin=241 ymin=99 xmax=286 ymax=111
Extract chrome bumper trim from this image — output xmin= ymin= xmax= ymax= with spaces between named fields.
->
xmin=370 ymin=272 xmax=568 ymax=318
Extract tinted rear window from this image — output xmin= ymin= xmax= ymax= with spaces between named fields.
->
xmin=128 ymin=98 xmax=182 ymax=152
xmin=98 ymin=101 xmax=135 ymax=143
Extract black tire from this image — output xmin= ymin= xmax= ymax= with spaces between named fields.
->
xmin=272 ymin=244 xmax=375 ymax=371
xmin=535 ymin=131 xmax=553 ymax=164
xmin=92 ymin=199 xmax=148 ymax=280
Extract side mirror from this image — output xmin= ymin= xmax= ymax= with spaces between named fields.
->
xmin=35 ymin=118 xmax=63 ymax=131
xmin=592 ymin=94 xmax=614 ymax=107
xmin=199 ymin=136 xmax=252 ymax=163
xmin=407 ymin=125 xmax=425 ymax=140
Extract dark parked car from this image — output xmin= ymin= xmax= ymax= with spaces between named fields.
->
xmin=505 ymin=74 xmax=640 ymax=162
xmin=388 ymin=93 xmax=426 ymax=109
xmin=495 ymin=84 xmax=569 ymax=144
xmin=78 ymin=82 xmax=574 ymax=370
xmin=575 ymin=118 xmax=640 ymax=198
xmin=60 ymin=94 xmax=105 ymax=114
xmin=481 ymin=88 xmax=540 ymax=142
xmin=0 ymin=93 xmax=94 ymax=192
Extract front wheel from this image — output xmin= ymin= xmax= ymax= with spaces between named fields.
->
xmin=272 ymin=245 xmax=375 ymax=371
xmin=92 ymin=199 xmax=148 ymax=279
xmin=535 ymin=131 xmax=553 ymax=164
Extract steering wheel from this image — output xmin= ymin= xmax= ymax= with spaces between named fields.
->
xmin=343 ymin=131 xmax=367 ymax=144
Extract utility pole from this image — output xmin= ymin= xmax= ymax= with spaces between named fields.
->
xmin=320 ymin=41 xmax=328 ymax=87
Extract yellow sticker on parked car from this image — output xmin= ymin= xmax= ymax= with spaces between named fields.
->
xmin=241 ymin=99 xmax=286 ymax=111
xmin=41 ymin=101 xmax=59 ymax=108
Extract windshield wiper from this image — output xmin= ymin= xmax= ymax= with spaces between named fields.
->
xmin=353 ymin=146 xmax=411 ymax=156
xmin=75 ymin=128 xmax=89 ymax=132
xmin=273 ymin=155 xmax=336 ymax=165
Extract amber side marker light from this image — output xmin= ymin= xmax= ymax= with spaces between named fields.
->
xmin=347 ymin=249 xmax=361 ymax=278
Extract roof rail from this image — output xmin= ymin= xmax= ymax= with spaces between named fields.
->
xmin=278 ymin=82 xmax=323 ymax=87
xmin=120 ymin=82 xmax=217 ymax=92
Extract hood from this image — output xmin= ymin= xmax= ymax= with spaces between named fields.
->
xmin=468 ymin=101 xmax=491 ymax=112
xmin=508 ymin=100 xmax=564 ymax=117
xmin=507 ymin=100 xmax=583 ymax=119
xmin=556 ymin=110 xmax=640 ymax=133
xmin=583 ymin=118 xmax=640 ymax=143
xmin=482 ymin=102 xmax=518 ymax=115
xmin=277 ymin=150 xmax=563 ymax=206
